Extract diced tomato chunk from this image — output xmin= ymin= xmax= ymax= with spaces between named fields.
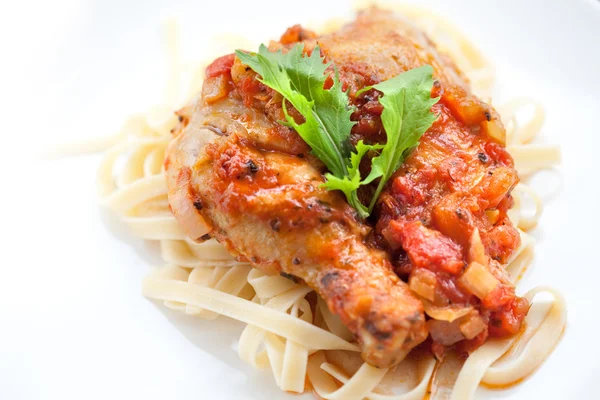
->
xmin=482 ymin=283 xmax=514 ymax=310
xmin=488 ymin=297 xmax=530 ymax=337
xmin=279 ymin=24 xmax=317 ymax=44
xmin=384 ymin=220 xmax=464 ymax=274
xmin=484 ymin=141 xmax=514 ymax=168
xmin=206 ymin=54 xmax=235 ymax=78
xmin=392 ymin=175 xmax=426 ymax=206
xmin=240 ymin=76 xmax=263 ymax=107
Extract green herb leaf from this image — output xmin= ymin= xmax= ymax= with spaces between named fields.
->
xmin=323 ymin=141 xmax=384 ymax=218
xmin=235 ymin=44 xmax=354 ymax=177
xmin=363 ymin=65 xmax=440 ymax=212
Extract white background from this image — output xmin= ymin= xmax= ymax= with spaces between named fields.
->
xmin=1 ymin=0 xmax=599 ymax=399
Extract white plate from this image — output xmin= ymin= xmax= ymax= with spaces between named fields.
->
xmin=2 ymin=0 xmax=600 ymax=399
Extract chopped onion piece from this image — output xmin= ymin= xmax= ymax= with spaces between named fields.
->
xmin=467 ymin=228 xmax=487 ymax=265
xmin=423 ymin=300 xmax=473 ymax=322
xmin=459 ymin=312 xmax=486 ymax=339
xmin=484 ymin=119 xmax=506 ymax=144
xmin=409 ymin=268 xmax=437 ymax=301
xmin=427 ymin=319 xmax=465 ymax=346
xmin=458 ymin=262 xmax=499 ymax=299
xmin=486 ymin=209 xmax=500 ymax=224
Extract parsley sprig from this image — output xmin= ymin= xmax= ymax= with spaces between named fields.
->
xmin=235 ymin=44 xmax=439 ymax=218
xmin=236 ymin=44 xmax=354 ymax=177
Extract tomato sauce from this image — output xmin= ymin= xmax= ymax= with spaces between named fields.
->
xmin=371 ymin=75 xmax=526 ymax=356
xmin=201 ymin=24 xmax=528 ymax=358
